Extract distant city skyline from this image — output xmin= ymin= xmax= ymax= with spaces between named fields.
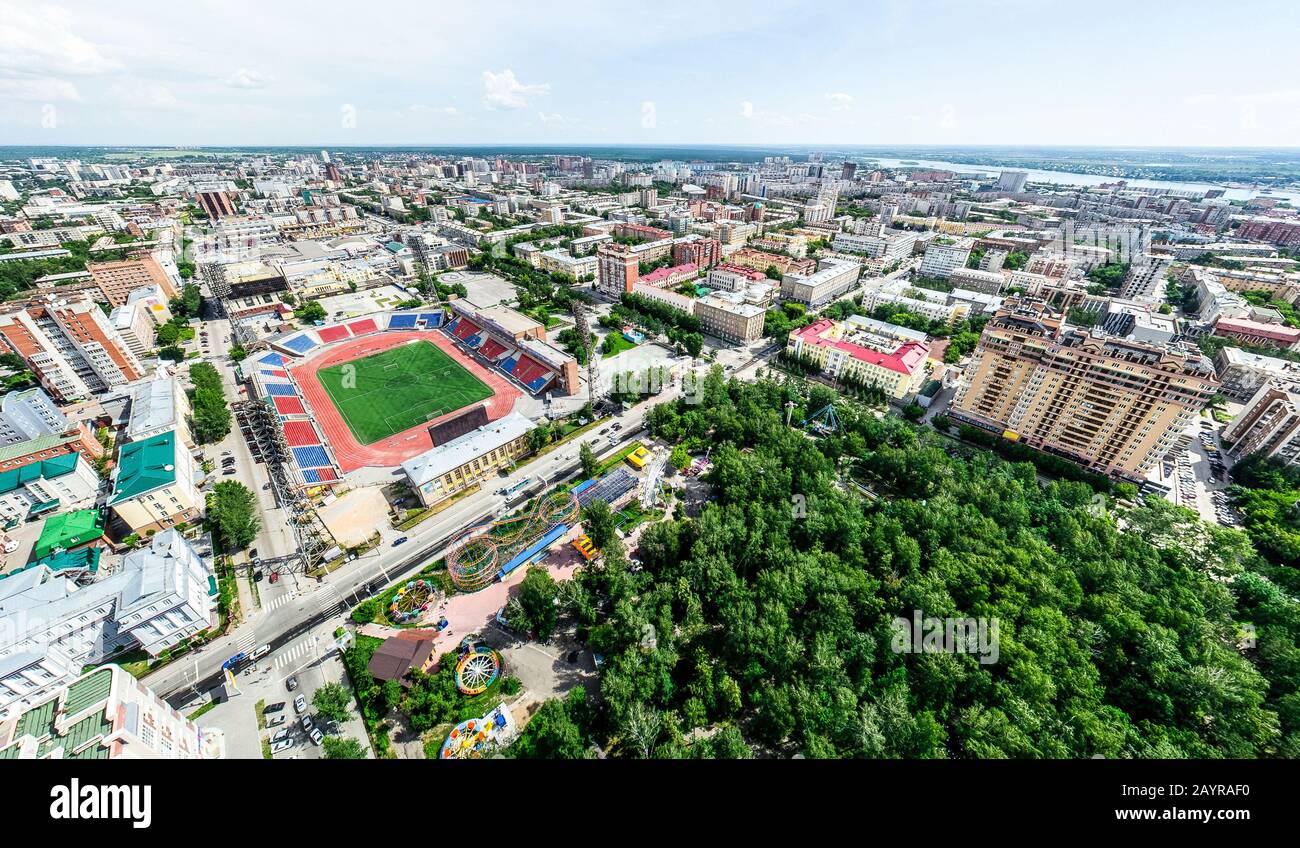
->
xmin=1 ymin=0 xmax=1297 ymax=148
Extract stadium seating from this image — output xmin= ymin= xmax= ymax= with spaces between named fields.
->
xmin=387 ymin=313 xmax=418 ymax=329
xmin=420 ymin=312 xmax=445 ymax=328
xmin=347 ymin=318 xmax=378 ymax=336
xmin=478 ymin=338 xmax=511 ymax=361
xmin=281 ymin=334 xmax=319 ymax=354
xmin=315 ymin=324 xmax=351 ymax=344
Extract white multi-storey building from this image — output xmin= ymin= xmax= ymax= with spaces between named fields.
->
xmin=0 ymin=529 xmax=216 ymax=721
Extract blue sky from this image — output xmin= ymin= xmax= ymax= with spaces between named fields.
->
xmin=1 ymin=0 xmax=1297 ymax=147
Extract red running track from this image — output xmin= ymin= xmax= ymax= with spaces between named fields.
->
xmin=287 ymin=330 xmax=521 ymax=472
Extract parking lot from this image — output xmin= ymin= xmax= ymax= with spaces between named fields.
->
xmin=1155 ymin=418 xmax=1241 ymax=527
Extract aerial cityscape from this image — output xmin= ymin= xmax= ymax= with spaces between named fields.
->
xmin=0 ymin=3 xmax=1297 ymax=809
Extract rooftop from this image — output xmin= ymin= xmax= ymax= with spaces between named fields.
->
xmin=33 ymin=508 xmax=105 ymax=561
xmin=401 ymin=412 xmax=535 ymax=487
xmin=109 ymin=430 xmax=178 ymax=504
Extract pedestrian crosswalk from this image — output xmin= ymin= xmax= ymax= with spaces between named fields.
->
xmin=274 ymin=635 xmax=322 ymax=670
xmin=262 ymin=593 xmax=295 ymax=613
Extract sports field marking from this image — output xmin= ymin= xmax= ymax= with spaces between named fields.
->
xmin=315 ymin=340 xmax=494 ymax=445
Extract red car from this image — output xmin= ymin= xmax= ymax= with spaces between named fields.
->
xmin=269 ymin=572 xmax=279 ymax=584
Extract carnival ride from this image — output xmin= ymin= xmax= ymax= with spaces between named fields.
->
xmin=803 ymin=403 xmax=843 ymax=436
xmin=445 ymin=490 xmax=580 ymax=591
xmin=387 ymin=578 xmax=434 ymax=624
xmin=439 ymin=705 xmax=513 ymax=759
xmin=455 ymin=641 xmax=503 ymax=695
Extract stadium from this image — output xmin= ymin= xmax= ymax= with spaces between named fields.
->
xmin=243 ymin=302 xmax=581 ymax=486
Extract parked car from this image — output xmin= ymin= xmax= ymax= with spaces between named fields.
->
xmin=293 ymin=694 xmax=307 ymax=713
xmin=300 ymin=715 xmax=313 ymax=733
xmin=267 ymin=713 xmax=286 ymax=727
xmin=271 ymin=728 xmax=290 ymax=744
xmin=309 ymin=728 xmax=324 ymax=746
xmin=286 ymin=676 xmax=299 ymax=692
xmin=270 ymin=740 xmax=293 ymax=754
xmin=263 ymin=701 xmax=286 ymax=714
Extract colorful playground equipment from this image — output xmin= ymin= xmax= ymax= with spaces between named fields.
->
xmin=445 ymin=489 xmax=580 ymax=591
xmin=454 ymin=641 xmax=502 ymax=695
xmin=387 ymin=578 xmax=434 ymax=624
xmin=572 ymin=534 xmax=598 ymax=560
xmin=439 ymin=704 xmax=515 ymax=759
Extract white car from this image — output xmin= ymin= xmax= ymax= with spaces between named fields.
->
xmin=309 ymin=728 xmax=324 ymax=746
xmin=271 ymin=728 xmax=290 ymax=744
xmin=270 ymin=739 xmax=293 ymax=754
xmin=301 ymin=714 xmax=314 ymax=733
xmin=267 ymin=713 xmax=286 ymax=727
xmin=294 ymin=694 xmax=307 ymax=714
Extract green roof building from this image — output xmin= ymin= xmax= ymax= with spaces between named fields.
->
xmin=109 ymin=431 xmax=178 ymax=504
xmin=32 ymin=508 xmax=105 ymax=561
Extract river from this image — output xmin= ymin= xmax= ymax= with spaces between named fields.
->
xmin=862 ymin=157 xmax=1300 ymax=204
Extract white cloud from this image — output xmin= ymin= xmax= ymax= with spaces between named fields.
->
xmin=0 ymin=2 xmax=122 ymax=75
xmin=481 ymin=69 xmax=549 ymax=110
xmin=225 ymin=68 xmax=271 ymax=89
xmin=109 ymin=82 xmax=178 ymax=109
xmin=537 ymin=111 xmax=569 ymax=125
xmin=0 ymin=78 xmax=81 ymax=101
xmin=739 ymin=100 xmax=754 ymax=119
xmin=825 ymin=91 xmax=853 ymax=111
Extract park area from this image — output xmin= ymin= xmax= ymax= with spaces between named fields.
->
xmin=314 ymin=340 xmax=493 ymax=445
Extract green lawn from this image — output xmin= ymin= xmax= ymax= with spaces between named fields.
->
xmin=600 ymin=332 xmax=639 ymax=358
xmin=316 ymin=341 xmax=493 ymax=444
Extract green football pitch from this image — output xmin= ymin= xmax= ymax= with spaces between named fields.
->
xmin=315 ymin=341 xmax=494 ymax=445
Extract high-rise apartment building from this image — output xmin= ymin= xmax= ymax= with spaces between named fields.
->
xmin=997 ymin=170 xmax=1029 ymax=193
xmin=0 ymin=297 xmax=145 ymax=400
xmin=949 ymin=299 xmax=1218 ymax=479
xmin=0 ymin=388 xmax=67 ymax=446
xmin=596 ymin=243 xmax=638 ymax=298
xmin=1222 ymin=380 xmax=1300 ymax=465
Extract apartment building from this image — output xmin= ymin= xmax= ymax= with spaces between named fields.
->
xmin=861 ymin=279 xmax=970 ymax=326
xmin=727 ymin=247 xmax=815 ymax=277
xmin=780 ymin=258 xmax=860 ymax=308
xmin=0 ymin=388 xmax=66 ymax=447
xmin=1222 ymin=380 xmax=1300 ymax=464
xmin=0 ymin=297 xmax=145 ymax=401
xmin=1214 ymin=346 xmax=1300 ymax=400
xmin=949 ymin=267 xmax=1006 ymax=294
xmin=596 ymin=243 xmax=638 ymax=297
xmin=109 ymin=285 xmax=173 ymax=359
xmin=0 ymin=664 xmax=223 ymax=758
xmin=707 ymin=263 xmax=768 ymax=292
xmin=832 ymin=229 xmax=916 ymax=262
xmin=787 ymin=316 xmax=930 ymax=399
xmin=918 ymin=238 xmax=974 ymax=279
xmin=1118 ymin=255 xmax=1173 ymax=302
xmin=1213 ymin=317 xmax=1300 ymax=350
xmin=694 ymin=294 xmax=766 ymax=345
xmin=402 ymin=412 xmax=534 ymax=508
xmin=107 ymin=430 xmax=201 ymax=536
xmin=949 ymin=299 xmax=1219 ymax=479
xmin=86 ymin=256 xmax=178 ymax=307
xmin=1236 ymin=217 xmax=1300 ymax=248
xmin=671 ymin=235 xmax=721 ymax=269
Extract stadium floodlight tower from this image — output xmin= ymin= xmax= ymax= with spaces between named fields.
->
xmin=572 ymin=300 xmax=600 ymax=405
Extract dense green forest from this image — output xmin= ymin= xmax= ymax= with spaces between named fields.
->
xmin=509 ymin=368 xmax=1300 ymax=759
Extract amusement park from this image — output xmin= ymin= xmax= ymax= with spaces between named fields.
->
xmin=342 ymin=434 xmax=671 ymax=759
